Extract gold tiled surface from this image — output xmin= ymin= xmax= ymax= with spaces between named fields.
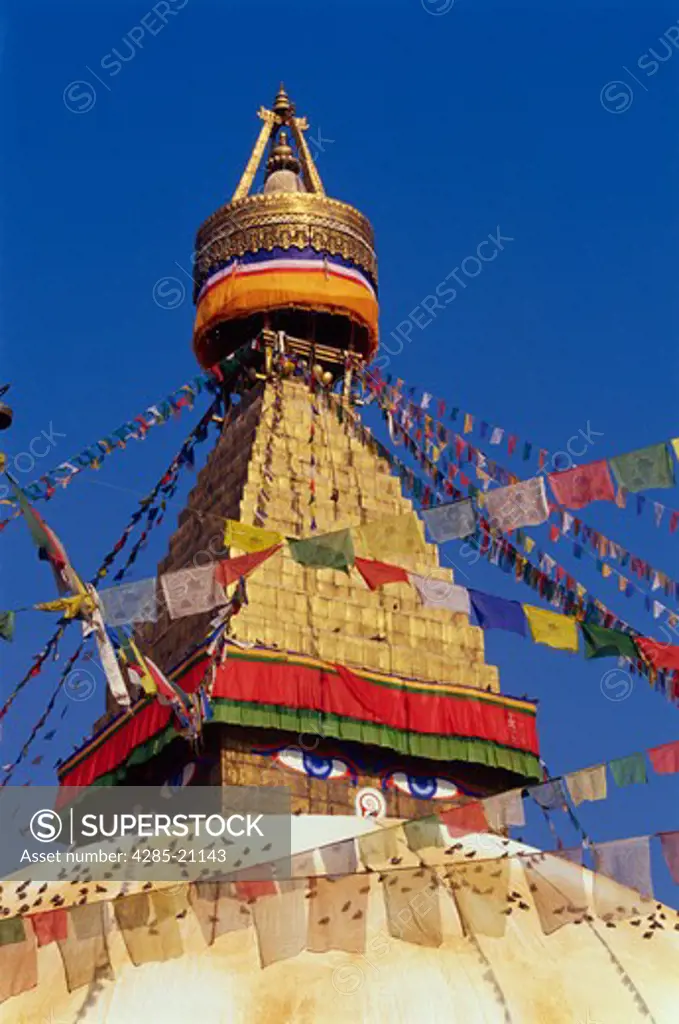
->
xmin=143 ymin=378 xmax=498 ymax=693
xmin=142 ymin=378 xmax=499 ymax=692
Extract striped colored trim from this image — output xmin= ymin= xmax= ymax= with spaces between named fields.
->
xmin=80 ymin=699 xmax=543 ymax=789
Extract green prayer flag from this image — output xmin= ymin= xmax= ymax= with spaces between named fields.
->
xmin=609 ymin=443 xmax=674 ymax=493
xmin=403 ymin=816 xmax=445 ymax=852
xmin=0 ymin=916 xmax=25 ymax=946
xmin=0 ymin=611 xmax=15 ymax=642
xmin=580 ymin=623 xmax=638 ymax=661
xmin=288 ymin=529 xmax=355 ymax=574
xmin=609 ymin=753 xmax=647 ymax=788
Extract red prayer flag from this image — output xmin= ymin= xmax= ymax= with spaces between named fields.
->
xmin=648 ymin=740 xmax=679 ymax=775
xmin=507 ymin=435 xmax=518 ymax=456
xmin=31 ymin=909 xmax=68 ymax=947
xmin=547 ymin=460 xmax=616 ymax=511
xmin=215 ymin=545 xmax=281 ymax=588
xmin=355 ymin=557 xmax=409 ymax=591
xmin=635 ymin=638 xmax=679 ymax=671
xmin=234 ymin=879 xmax=277 ymax=902
xmin=659 ymin=832 xmax=679 ymax=883
xmin=439 ymin=801 xmax=488 ymax=836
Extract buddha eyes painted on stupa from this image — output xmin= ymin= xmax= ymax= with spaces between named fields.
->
xmin=383 ymin=772 xmax=460 ymax=802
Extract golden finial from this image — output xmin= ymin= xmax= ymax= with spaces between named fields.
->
xmin=266 ymin=129 xmax=300 ymax=176
xmin=273 ymin=83 xmax=294 ymax=120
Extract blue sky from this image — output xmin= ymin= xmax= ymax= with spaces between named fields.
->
xmin=0 ymin=1 xmax=677 ymax=904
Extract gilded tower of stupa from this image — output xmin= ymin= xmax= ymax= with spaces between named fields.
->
xmin=62 ymin=87 xmax=541 ymax=816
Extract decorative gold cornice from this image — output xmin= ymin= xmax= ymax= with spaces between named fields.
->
xmin=193 ymin=191 xmax=377 ymax=297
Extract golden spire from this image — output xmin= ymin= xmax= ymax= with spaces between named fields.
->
xmin=231 ymin=85 xmax=325 ymax=201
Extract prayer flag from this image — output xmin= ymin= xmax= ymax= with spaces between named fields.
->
xmin=634 ymin=637 xmax=679 ymax=671
xmin=289 ymin=528 xmax=354 ymax=573
xmin=215 ymin=544 xmax=281 ymax=588
xmin=99 ymin=577 xmax=158 ymax=626
xmin=522 ymin=854 xmax=588 ymax=935
xmin=483 ymin=788 xmax=525 ymax=830
xmin=439 ymin=802 xmax=488 ymax=835
xmin=408 ymin=574 xmax=470 ymax=614
xmin=547 ymin=460 xmax=616 ymax=510
xmin=421 ymin=498 xmax=476 ymax=542
xmin=609 ymin=443 xmax=675 ymax=493
xmin=485 ymin=477 xmax=549 ymax=531
xmin=527 ymin=780 xmax=566 ymax=810
xmin=0 ymin=918 xmax=37 ymax=1005
xmin=357 ymin=827 xmax=400 ymax=869
xmin=648 ymin=740 xmax=679 ymax=775
xmin=469 ymin=590 xmax=528 ymax=637
xmin=593 ymin=837 xmax=653 ymax=898
xmin=85 ymin=590 xmax=130 ymax=707
xmin=564 ymin=765 xmax=607 ymax=806
xmin=659 ymin=832 xmax=679 ymax=884
xmin=0 ymin=611 xmax=15 ymax=642
xmin=57 ymin=904 xmax=112 ymax=993
xmin=403 ymin=815 xmax=445 ymax=852
xmin=160 ymin=564 xmax=224 ymax=619
xmin=383 ymin=869 xmax=442 ymax=947
xmin=31 ymin=910 xmax=68 ymax=947
xmin=319 ymin=839 xmax=358 ymax=876
xmin=188 ymin=883 xmax=251 ymax=946
xmin=580 ymin=623 xmax=637 ymax=660
xmin=224 ymin=520 xmax=283 ymax=553
xmin=8 ymin=474 xmax=82 ymax=595
xmin=354 ymin=556 xmax=409 ymax=590
xmin=449 ymin=859 xmax=509 ymax=938
xmin=355 ymin=513 xmax=425 ymax=562
xmin=524 ymin=605 xmax=578 ymax=652
xmin=252 ymin=886 xmax=307 ymax=968
xmin=671 ymin=437 xmax=679 ymax=462
xmin=609 ymin=753 xmax=647 ymax=787
xmin=307 ymin=876 xmax=369 ymax=954
xmin=114 ymin=891 xmax=184 ymax=966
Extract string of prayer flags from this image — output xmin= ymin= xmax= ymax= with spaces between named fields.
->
xmin=215 ymin=545 xmax=281 ymax=588
xmin=0 ymin=611 xmax=15 ymax=642
xmin=224 ymin=520 xmax=284 ymax=553
xmin=547 ymin=460 xmax=616 ymax=510
xmin=564 ymin=765 xmax=608 ymax=806
xmin=354 ymin=556 xmax=409 ymax=590
xmin=160 ymin=564 xmax=225 ymax=620
xmin=647 ymin=740 xmax=679 ymax=775
xmin=485 ymin=476 xmax=549 ymax=531
xmin=421 ymin=497 xmax=476 ymax=542
xmin=659 ymin=832 xmax=679 ymax=884
xmin=288 ymin=528 xmax=354 ymax=573
xmin=98 ymin=578 xmax=158 ymax=627
xmin=469 ymin=590 xmax=528 ymax=637
xmin=609 ymin=753 xmax=648 ymax=788
xmin=409 ymin=574 xmax=470 ymax=614
xmin=355 ymin=512 xmax=425 ymax=562
xmin=580 ymin=623 xmax=638 ymax=661
xmin=523 ymin=605 xmax=579 ymax=652
xmin=609 ymin=443 xmax=675 ymax=493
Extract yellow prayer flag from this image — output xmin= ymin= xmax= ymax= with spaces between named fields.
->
xmin=354 ymin=513 xmax=426 ymax=562
xmin=524 ymin=605 xmax=579 ymax=652
xmin=463 ymin=413 xmax=473 ymax=434
xmin=524 ymin=537 xmax=536 ymax=554
xmin=35 ymin=594 xmax=95 ymax=619
xmin=601 ymin=565 xmax=612 ymax=578
xmin=565 ymin=765 xmax=607 ymax=806
xmin=224 ymin=520 xmax=283 ymax=553
xmin=671 ymin=437 xmax=679 ymax=462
